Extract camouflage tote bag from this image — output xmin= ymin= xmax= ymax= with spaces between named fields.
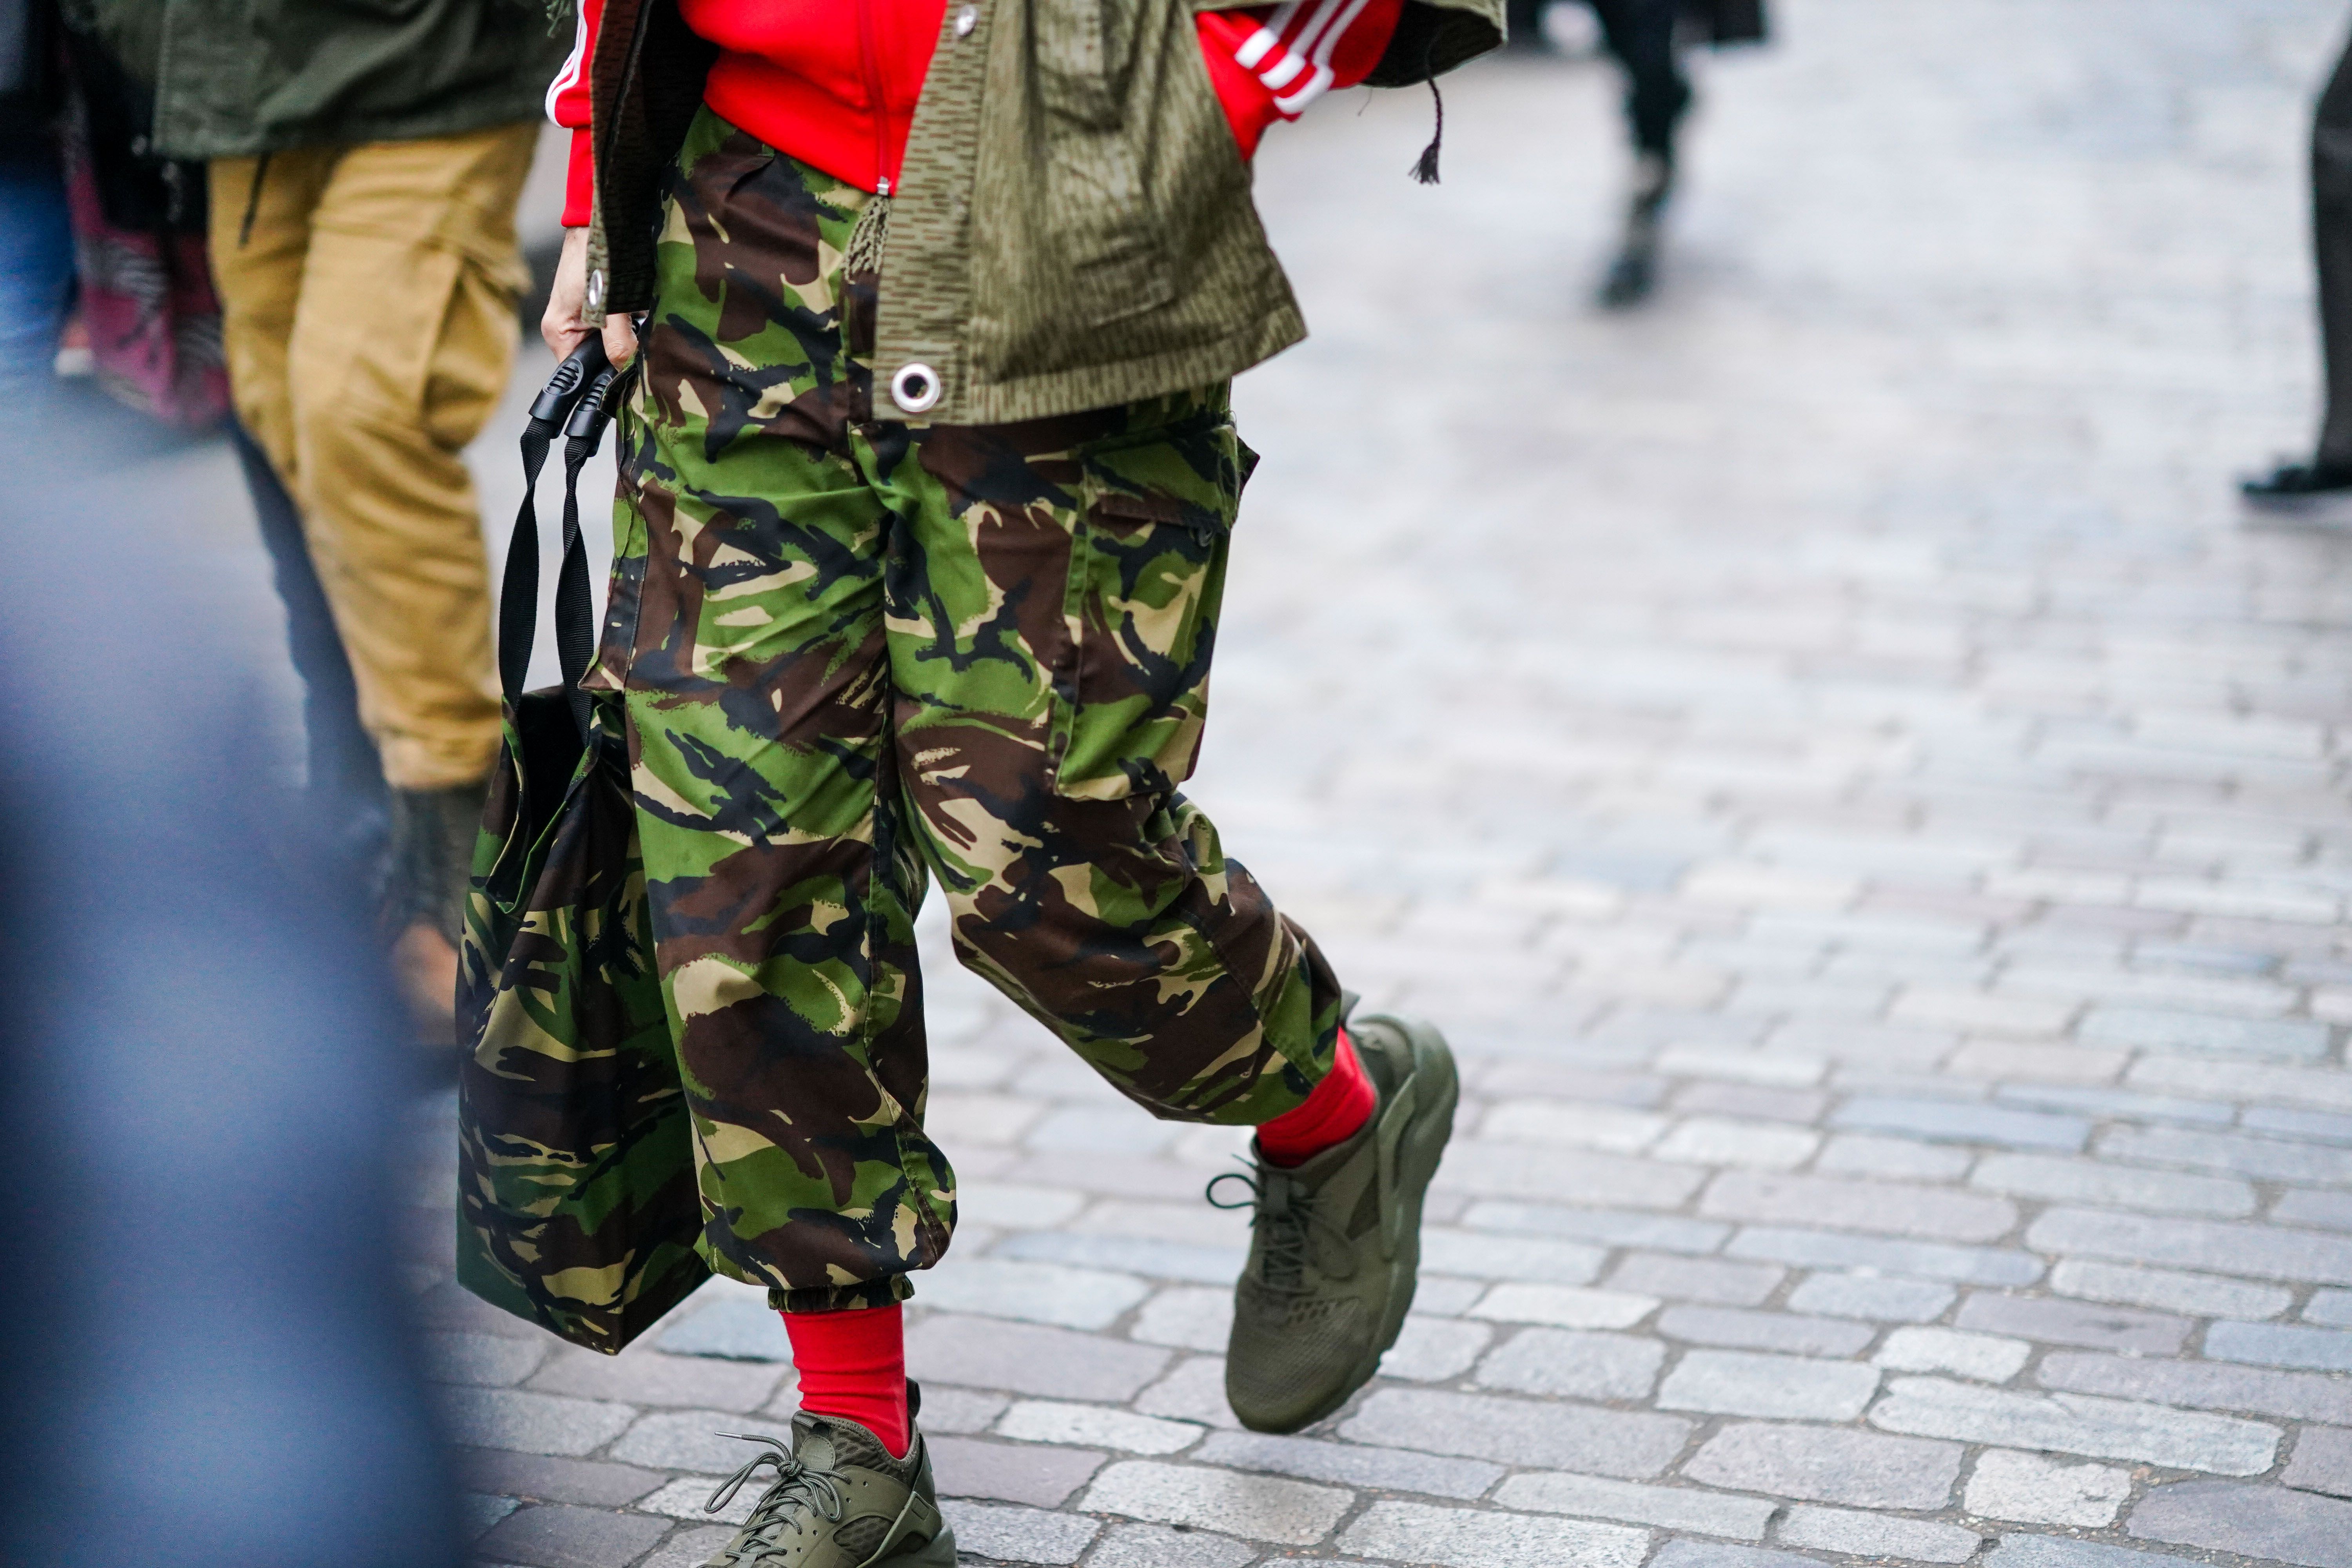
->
xmin=455 ymin=344 xmax=709 ymax=1352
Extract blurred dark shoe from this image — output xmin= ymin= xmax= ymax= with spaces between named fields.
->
xmin=1599 ymin=154 xmax=1672 ymax=309
xmin=1599 ymin=243 xmax=1657 ymax=308
xmin=2241 ymin=459 xmax=2352 ymax=517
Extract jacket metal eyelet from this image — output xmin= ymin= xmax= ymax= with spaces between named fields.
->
xmin=891 ymin=363 xmax=942 ymax=414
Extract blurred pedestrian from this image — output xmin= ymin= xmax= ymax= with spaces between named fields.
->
xmin=52 ymin=10 xmax=229 ymax=427
xmin=1506 ymin=0 xmax=1765 ymax=306
xmin=79 ymin=0 xmax=567 ymax=1038
xmin=1587 ymin=0 xmax=1690 ymax=305
xmin=49 ymin=7 xmax=383 ymax=898
xmin=1 ymin=390 xmax=462 ymax=1568
xmin=0 ymin=0 xmax=73 ymax=384
xmin=522 ymin=0 xmax=1494 ymax=1557
xmin=2244 ymin=22 xmax=2352 ymax=518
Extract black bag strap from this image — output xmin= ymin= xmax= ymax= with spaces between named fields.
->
xmin=499 ymin=338 xmax=630 ymax=741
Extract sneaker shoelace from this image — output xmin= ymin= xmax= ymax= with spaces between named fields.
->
xmin=1208 ymin=1162 xmax=1358 ymax=1294
xmin=704 ymin=1434 xmax=848 ymax=1565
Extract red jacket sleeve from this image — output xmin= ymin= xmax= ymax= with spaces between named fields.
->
xmin=550 ymin=0 xmax=601 ymax=226
xmin=1196 ymin=0 xmax=1405 ymax=160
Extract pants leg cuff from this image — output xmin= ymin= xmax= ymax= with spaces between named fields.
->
xmin=769 ymin=1275 xmax=915 ymax=1314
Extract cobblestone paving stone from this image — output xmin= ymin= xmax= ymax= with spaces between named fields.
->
xmin=405 ymin=0 xmax=2352 ymax=1561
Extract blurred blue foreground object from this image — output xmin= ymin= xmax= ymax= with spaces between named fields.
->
xmin=0 ymin=0 xmax=75 ymax=383
xmin=0 ymin=389 xmax=462 ymax=1568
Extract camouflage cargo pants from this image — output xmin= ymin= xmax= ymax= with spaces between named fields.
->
xmin=586 ymin=110 xmax=1347 ymax=1312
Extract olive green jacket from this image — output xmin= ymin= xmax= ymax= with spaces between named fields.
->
xmin=79 ymin=0 xmax=566 ymax=160
xmin=581 ymin=0 xmax=1501 ymax=424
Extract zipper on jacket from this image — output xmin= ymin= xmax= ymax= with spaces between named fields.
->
xmin=856 ymin=0 xmax=891 ymax=198
xmin=843 ymin=0 xmax=895 ymax=275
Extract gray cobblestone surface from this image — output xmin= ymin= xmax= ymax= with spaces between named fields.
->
xmin=372 ymin=0 xmax=2352 ymax=1560
xmin=2283 ymin=1425 xmax=2352 ymax=1498
xmin=1680 ymin=1423 xmax=1961 ymax=1511
xmin=1963 ymin=1451 xmax=2133 ymax=1529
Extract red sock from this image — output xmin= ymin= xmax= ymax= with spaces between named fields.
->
xmin=1257 ymin=1027 xmax=1376 ymax=1166
xmin=781 ymin=1302 xmax=910 ymax=1458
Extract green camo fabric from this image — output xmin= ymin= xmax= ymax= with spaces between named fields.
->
xmin=576 ymin=122 xmax=1346 ymax=1313
xmin=456 ymin=689 xmax=710 ymax=1353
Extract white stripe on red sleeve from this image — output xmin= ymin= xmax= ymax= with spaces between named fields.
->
xmin=545 ymin=0 xmax=593 ymax=128
xmin=1223 ymin=0 xmax=1385 ymax=120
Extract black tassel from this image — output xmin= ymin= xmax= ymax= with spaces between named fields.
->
xmin=1411 ymin=78 xmax=1444 ymax=184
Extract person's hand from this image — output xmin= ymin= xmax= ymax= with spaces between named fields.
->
xmin=543 ymin=225 xmax=640 ymax=367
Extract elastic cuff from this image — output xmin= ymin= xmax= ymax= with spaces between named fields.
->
xmin=769 ymin=1276 xmax=914 ymax=1314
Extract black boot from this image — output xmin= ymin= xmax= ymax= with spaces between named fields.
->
xmin=2241 ymin=458 xmax=2352 ymax=517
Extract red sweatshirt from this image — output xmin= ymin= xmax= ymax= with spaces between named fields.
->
xmin=548 ymin=0 xmax=1404 ymax=226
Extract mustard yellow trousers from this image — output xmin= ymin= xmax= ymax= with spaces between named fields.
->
xmin=210 ymin=124 xmax=535 ymax=790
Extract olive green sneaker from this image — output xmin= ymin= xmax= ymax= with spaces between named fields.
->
xmin=698 ymin=1388 xmax=955 ymax=1568
xmin=1217 ymin=1011 xmax=1458 ymax=1434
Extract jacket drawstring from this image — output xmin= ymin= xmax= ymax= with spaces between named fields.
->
xmin=845 ymin=177 xmax=892 ymax=274
xmin=238 ymin=152 xmax=272 ymax=247
xmin=1411 ymin=79 xmax=1444 ymax=185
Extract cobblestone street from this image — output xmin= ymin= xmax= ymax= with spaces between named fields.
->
xmin=409 ymin=2 xmax=2352 ymax=1564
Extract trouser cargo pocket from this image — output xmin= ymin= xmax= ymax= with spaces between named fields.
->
xmin=1049 ymin=411 xmax=1247 ymax=801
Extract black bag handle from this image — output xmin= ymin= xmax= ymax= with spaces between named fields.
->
xmin=499 ymin=338 xmax=630 ymax=741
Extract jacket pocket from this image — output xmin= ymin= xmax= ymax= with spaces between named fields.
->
xmin=1048 ymin=414 xmax=1246 ymax=800
xmin=1030 ymin=0 xmax=1174 ymax=328
xmin=1034 ymin=0 xmax=1134 ymax=125
xmin=1044 ymin=135 xmax=1175 ymax=328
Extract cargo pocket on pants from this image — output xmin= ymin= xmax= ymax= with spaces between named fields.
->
xmin=1047 ymin=417 xmax=1245 ymax=801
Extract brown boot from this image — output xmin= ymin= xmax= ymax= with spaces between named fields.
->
xmin=389 ymin=922 xmax=461 ymax=1045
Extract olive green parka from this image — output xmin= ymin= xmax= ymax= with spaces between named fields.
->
xmin=579 ymin=0 xmax=1503 ymax=425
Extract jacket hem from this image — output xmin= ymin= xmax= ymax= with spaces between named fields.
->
xmin=154 ymin=97 xmax=551 ymax=163
xmin=919 ymin=311 xmax=1308 ymax=426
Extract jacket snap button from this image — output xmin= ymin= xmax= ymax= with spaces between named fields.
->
xmin=586 ymin=267 xmax=606 ymax=310
xmin=954 ymin=4 xmax=978 ymax=35
xmin=891 ymin=363 xmax=943 ymax=414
